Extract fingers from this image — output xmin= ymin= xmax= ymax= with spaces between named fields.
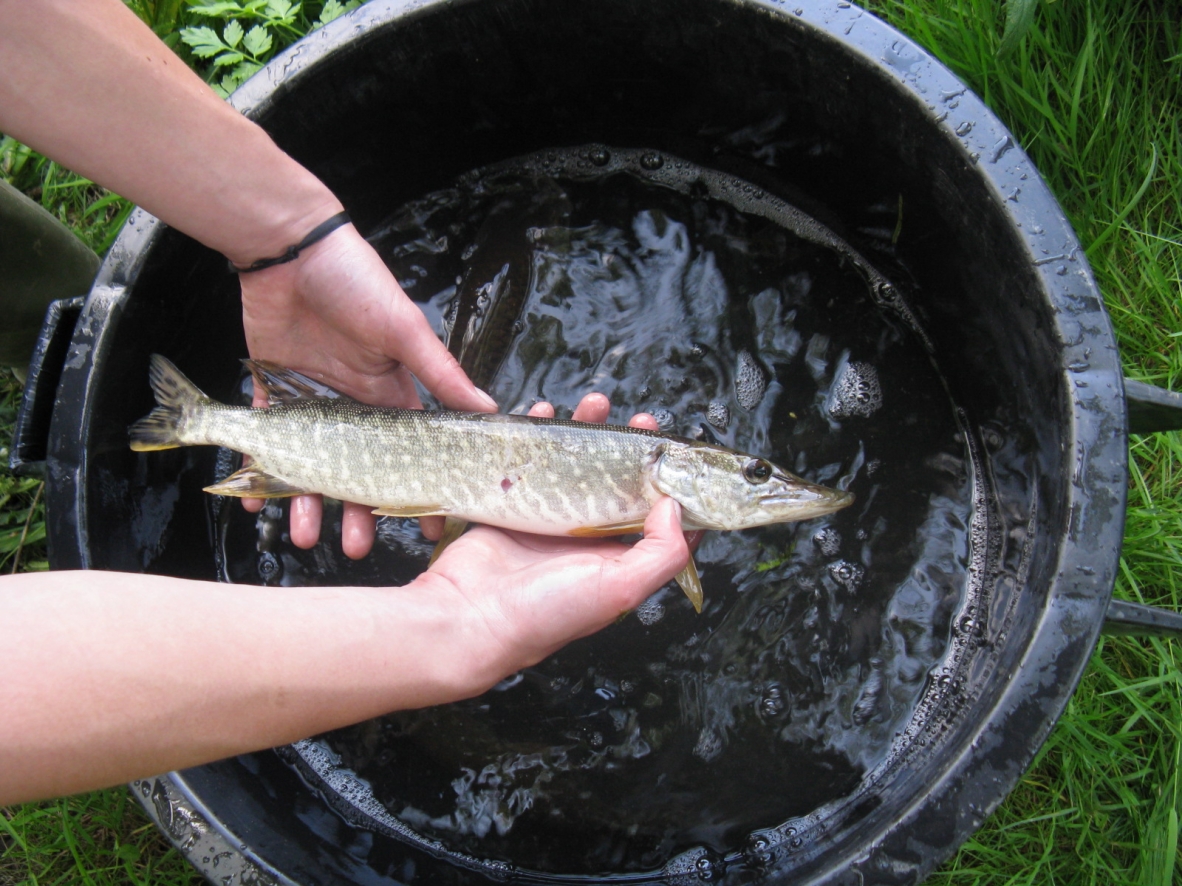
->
xmin=341 ymin=501 xmax=376 ymax=559
xmin=387 ymin=297 xmax=497 ymax=414
xmin=289 ymin=495 xmax=322 ymax=549
xmin=419 ymin=515 xmax=445 ymax=541
xmin=527 ymin=394 xmax=608 ymax=422
xmin=572 ymin=393 xmax=610 ymax=423
xmin=528 ymin=394 xmax=653 ymax=428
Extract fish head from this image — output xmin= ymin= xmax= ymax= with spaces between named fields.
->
xmin=651 ymin=442 xmax=854 ymax=531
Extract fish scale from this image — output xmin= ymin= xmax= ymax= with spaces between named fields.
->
xmin=176 ymin=395 xmax=663 ymax=534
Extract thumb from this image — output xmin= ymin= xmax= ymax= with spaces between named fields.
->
xmin=599 ymin=497 xmax=690 ymax=611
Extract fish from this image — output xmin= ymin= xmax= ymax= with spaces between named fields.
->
xmin=129 ymin=355 xmax=853 ymax=611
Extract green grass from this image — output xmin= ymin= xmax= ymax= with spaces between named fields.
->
xmin=2 ymin=0 xmax=1181 ymax=883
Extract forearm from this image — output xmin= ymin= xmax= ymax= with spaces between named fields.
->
xmin=0 ymin=570 xmax=477 ymax=805
xmin=0 ymin=0 xmax=339 ymax=263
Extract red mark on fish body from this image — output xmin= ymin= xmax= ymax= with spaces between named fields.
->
xmin=501 ymin=477 xmax=513 ymax=493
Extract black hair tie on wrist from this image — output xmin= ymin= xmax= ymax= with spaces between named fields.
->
xmin=228 ymin=210 xmax=352 ymax=274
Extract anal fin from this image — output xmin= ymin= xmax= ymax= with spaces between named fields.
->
xmin=567 ymin=519 xmax=646 ymax=538
xmin=675 ymin=557 xmax=705 ymax=613
xmin=372 ymin=504 xmax=451 ymax=518
xmin=204 ymin=466 xmax=308 ymax=498
xmin=428 ymin=517 xmax=470 ymax=566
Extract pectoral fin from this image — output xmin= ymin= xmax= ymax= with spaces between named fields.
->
xmin=567 ymin=520 xmax=646 ymax=538
xmin=204 ymin=466 xmax=309 ymax=498
xmin=372 ymin=504 xmax=452 ymax=518
xmin=428 ymin=517 xmax=470 ymax=566
xmin=675 ymin=557 xmax=705 ymax=613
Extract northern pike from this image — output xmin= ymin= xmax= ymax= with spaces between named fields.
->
xmin=129 ymin=355 xmax=853 ymax=611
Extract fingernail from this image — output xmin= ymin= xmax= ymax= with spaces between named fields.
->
xmin=476 ymin=388 xmax=498 ymax=411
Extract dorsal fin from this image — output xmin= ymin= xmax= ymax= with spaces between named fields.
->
xmin=242 ymin=359 xmax=346 ymax=405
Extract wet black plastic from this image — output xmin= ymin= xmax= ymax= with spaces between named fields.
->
xmin=1103 ymin=599 xmax=1182 ymax=639
xmin=1124 ymin=378 xmax=1182 ymax=435
xmin=22 ymin=0 xmax=1175 ymax=883
xmin=8 ymin=295 xmax=85 ymax=477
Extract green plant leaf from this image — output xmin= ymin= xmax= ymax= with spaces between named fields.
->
xmin=188 ymin=2 xmax=249 ymax=17
xmin=265 ymin=0 xmax=296 ymax=20
xmin=213 ymin=49 xmax=246 ymax=67
xmin=316 ymin=0 xmax=360 ymax=26
xmin=242 ymin=24 xmax=273 ymax=57
xmin=179 ymin=24 xmax=228 ymax=57
xmin=998 ymin=0 xmax=1039 ymax=58
xmin=222 ymin=18 xmax=244 ymax=48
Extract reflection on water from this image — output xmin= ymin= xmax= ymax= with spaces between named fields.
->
xmin=216 ymin=146 xmax=974 ymax=876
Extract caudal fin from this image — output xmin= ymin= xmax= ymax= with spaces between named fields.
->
xmin=128 ymin=354 xmax=208 ymax=451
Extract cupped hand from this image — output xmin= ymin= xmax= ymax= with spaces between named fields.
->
xmin=236 ymin=224 xmax=498 ymax=555
xmin=418 ymin=495 xmax=689 ymax=693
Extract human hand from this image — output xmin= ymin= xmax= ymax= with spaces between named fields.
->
xmin=236 ymin=223 xmax=498 ymax=555
xmin=418 ymin=495 xmax=689 ymax=694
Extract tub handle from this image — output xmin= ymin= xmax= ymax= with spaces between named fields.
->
xmin=1124 ymin=377 xmax=1182 ymax=435
xmin=1097 ymin=377 xmax=1182 ymax=639
xmin=8 ymin=295 xmax=86 ymax=477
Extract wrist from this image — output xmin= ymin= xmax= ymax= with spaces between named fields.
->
xmin=220 ymin=173 xmax=345 ymax=269
xmin=228 ymin=210 xmax=352 ymax=273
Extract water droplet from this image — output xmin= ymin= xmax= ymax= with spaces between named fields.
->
xmin=588 ymin=146 xmax=610 ymax=166
xmin=955 ymin=121 xmax=973 ymax=136
xmin=640 ymin=151 xmax=664 ymax=171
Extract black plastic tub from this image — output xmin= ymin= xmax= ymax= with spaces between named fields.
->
xmin=12 ymin=1 xmax=1182 ymax=883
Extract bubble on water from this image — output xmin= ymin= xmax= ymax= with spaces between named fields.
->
xmin=734 ymin=350 xmax=768 ymax=410
xmin=826 ymin=359 xmax=882 ymax=419
xmin=663 ymin=847 xmax=724 ymax=885
xmin=588 ymin=146 xmax=611 ymax=166
xmin=636 ymin=596 xmax=665 ymax=625
xmin=814 ymin=527 xmax=842 ymax=557
xmin=257 ymin=551 xmax=282 ymax=582
xmin=828 ymin=559 xmax=864 ymax=591
xmin=852 ymin=660 xmax=883 ymax=725
xmin=649 ymin=408 xmax=677 ymax=433
xmin=693 ymin=727 xmax=723 ymax=762
xmin=758 ymin=683 xmax=786 ymax=719
xmin=706 ymin=400 xmax=730 ymax=430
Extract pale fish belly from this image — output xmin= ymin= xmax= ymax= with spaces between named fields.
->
xmin=201 ymin=403 xmax=660 ymax=536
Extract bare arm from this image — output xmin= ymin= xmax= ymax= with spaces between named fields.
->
xmin=0 ymin=0 xmax=498 ymax=555
xmin=0 ymin=497 xmax=687 ymax=806
xmin=0 ymin=0 xmax=332 ymax=264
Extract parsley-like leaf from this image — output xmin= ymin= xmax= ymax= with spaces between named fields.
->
xmin=223 ymin=18 xmax=245 ymax=49
xmin=242 ymin=24 xmax=273 ymax=57
xmin=180 ymin=25 xmax=229 ymax=58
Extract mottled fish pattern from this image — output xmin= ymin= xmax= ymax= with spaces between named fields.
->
xmin=130 ymin=356 xmax=852 ymax=603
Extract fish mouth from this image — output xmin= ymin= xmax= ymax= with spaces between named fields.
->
xmin=761 ymin=484 xmax=854 ymax=520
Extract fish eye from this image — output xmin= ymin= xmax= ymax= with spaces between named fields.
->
xmin=743 ymin=459 xmax=773 ymax=484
